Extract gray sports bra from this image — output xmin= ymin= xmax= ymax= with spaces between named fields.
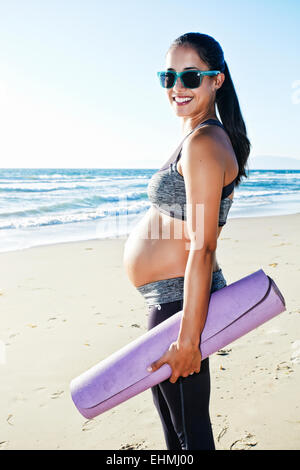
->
xmin=147 ymin=119 xmax=237 ymax=226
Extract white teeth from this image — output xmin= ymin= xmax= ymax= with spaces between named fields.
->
xmin=174 ymin=96 xmax=192 ymax=103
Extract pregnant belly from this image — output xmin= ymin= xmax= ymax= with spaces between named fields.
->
xmin=123 ymin=207 xmax=192 ymax=287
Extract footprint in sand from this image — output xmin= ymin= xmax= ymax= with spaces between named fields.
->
xmin=5 ymin=332 xmax=20 ymax=346
xmin=217 ymin=425 xmax=228 ymax=442
xmin=217 ymin=348 xmax=232 ymax=356
xmin=47 ymin=316 xmax=59 ymax=328
xmin=51 ymin=390 xmax=64 ymax=399
xmin=215 ymin=415 xmax=230 ymax=447
xmin=9 ymin=332 xmax=20 ymax=339
xmin=6 ymin=414 xmax=13 ymax=426
xmin=82 ymin=419 xmax=99 ymax=432
xmin=34 ymin=387 xmax=46 ymax=392
xmin=230 ymin=432 xmax=258 ymax=450
xmin=120 ymin=440 xmax=147 ymax=450
xmin=47 ymin=315 xmax=67 ymax=327
xmin=274 ymin=361 xmax=294 ymax=379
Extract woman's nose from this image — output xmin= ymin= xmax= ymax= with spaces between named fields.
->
xmin=173 ymin=76 xmax=186 ymax=91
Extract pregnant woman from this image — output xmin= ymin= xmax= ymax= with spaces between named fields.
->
xmin=123 ymin=32 xmax=250 ymax=450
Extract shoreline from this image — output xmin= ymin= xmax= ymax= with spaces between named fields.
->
xmin=1 ymin=210 xmax=300 ymax=256
xmin=0 ymin=211 xmax=299 ymax=450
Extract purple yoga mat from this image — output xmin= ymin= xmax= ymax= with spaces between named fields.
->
xmin=70 ymin=269 xmax=286 ymax=419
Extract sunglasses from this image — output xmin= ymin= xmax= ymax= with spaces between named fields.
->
xmin=157 ymin=69 xmax=221 ymax=89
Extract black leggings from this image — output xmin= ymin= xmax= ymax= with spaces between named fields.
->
xmin=147 ymin=298 xmax=215 ymax=451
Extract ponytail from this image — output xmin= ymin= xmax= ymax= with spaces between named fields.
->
xmin=216 ymin=60 xmax=251 ymax=186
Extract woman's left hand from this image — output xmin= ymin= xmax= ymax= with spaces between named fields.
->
xmin=148 ymin=338 xmax=202 ymax=384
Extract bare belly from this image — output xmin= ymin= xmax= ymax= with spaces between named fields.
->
xmin=123 ymin=205 xmax=224 ymax=287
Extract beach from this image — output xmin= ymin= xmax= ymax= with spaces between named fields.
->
xmin=0 ymin=211 xmax=299 ymax=450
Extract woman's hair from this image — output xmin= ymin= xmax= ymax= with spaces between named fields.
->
xmin=168 ymin=32 xmax=250 ymax=186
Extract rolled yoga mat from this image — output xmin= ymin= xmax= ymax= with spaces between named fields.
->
xmin=70 ymin=268 xmax=286 ymax=419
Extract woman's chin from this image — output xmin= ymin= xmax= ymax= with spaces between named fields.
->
xmin=174 ymin=109 xmax=192 ymax=117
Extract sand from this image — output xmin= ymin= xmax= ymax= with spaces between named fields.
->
xmin=0 ymin=212 xmax=299 ymax=450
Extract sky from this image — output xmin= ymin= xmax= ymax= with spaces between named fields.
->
xmin=0 ymin=0 xmax=299 ymax=169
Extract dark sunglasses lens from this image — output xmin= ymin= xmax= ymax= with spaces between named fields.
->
xmin=182 ymin=71 xmax=201 ymax=88
xmin=159 ymin=72 xmax=175 ymax=88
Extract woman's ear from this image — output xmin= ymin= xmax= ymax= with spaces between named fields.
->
xmin=215 ymin=72 xmax=225 ymax=91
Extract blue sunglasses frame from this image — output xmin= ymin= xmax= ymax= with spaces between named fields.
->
xmin=157 ymin=69 xmax=221 ymax=89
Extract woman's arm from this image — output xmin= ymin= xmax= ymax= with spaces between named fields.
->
xmin=178 ymin=128 xmax=226 ymax=347
xmin=149 ymin=128 xmax=226 ymax=383
xmin=178 ymin=248 xmax=215 ymax=348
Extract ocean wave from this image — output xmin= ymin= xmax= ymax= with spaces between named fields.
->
xmin=0 ymin=179 xmax=150 ymax=193
xmin=0 ymin=200 xmax=150 ymax=230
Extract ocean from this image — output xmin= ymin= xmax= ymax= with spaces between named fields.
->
xmin=0 ymin=168 xmax=299 ymax=253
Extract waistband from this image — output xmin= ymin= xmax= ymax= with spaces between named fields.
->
xmin=136 ymin=268 xmax=226 ymax=308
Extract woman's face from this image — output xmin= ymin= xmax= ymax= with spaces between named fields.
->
xmin=165 ymin=45 xmax=223 ymax=118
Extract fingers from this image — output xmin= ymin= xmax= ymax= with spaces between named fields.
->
xmin=169 ymin=373 xmax=180 ymax=384
xmin=147 ymin=357 xmax=179 ymax=383
xmin=147 ymin=347 xmax=201 ymax=382
xmin=147 ymin=363 xmax=201 ymax=383
xmin=147 ymin=355 xmax=166 ymax=373
xmin=172 ymin=365 xmax=201 ymax=382
xmin=147 ymin=355 xmax=180 ymax=383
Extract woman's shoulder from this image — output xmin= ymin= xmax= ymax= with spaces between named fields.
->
xmin=182 ymin=125 xmax=226 ymax=165
xmin=182 ymin=123 xmax=237 ymax=171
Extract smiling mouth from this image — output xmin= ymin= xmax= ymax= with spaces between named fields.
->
xmin=173 ymin=96 xmax=194 ymax=105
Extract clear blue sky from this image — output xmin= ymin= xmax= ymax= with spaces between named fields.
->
xmin=0 ymin=0 xmax=299 ymax=168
